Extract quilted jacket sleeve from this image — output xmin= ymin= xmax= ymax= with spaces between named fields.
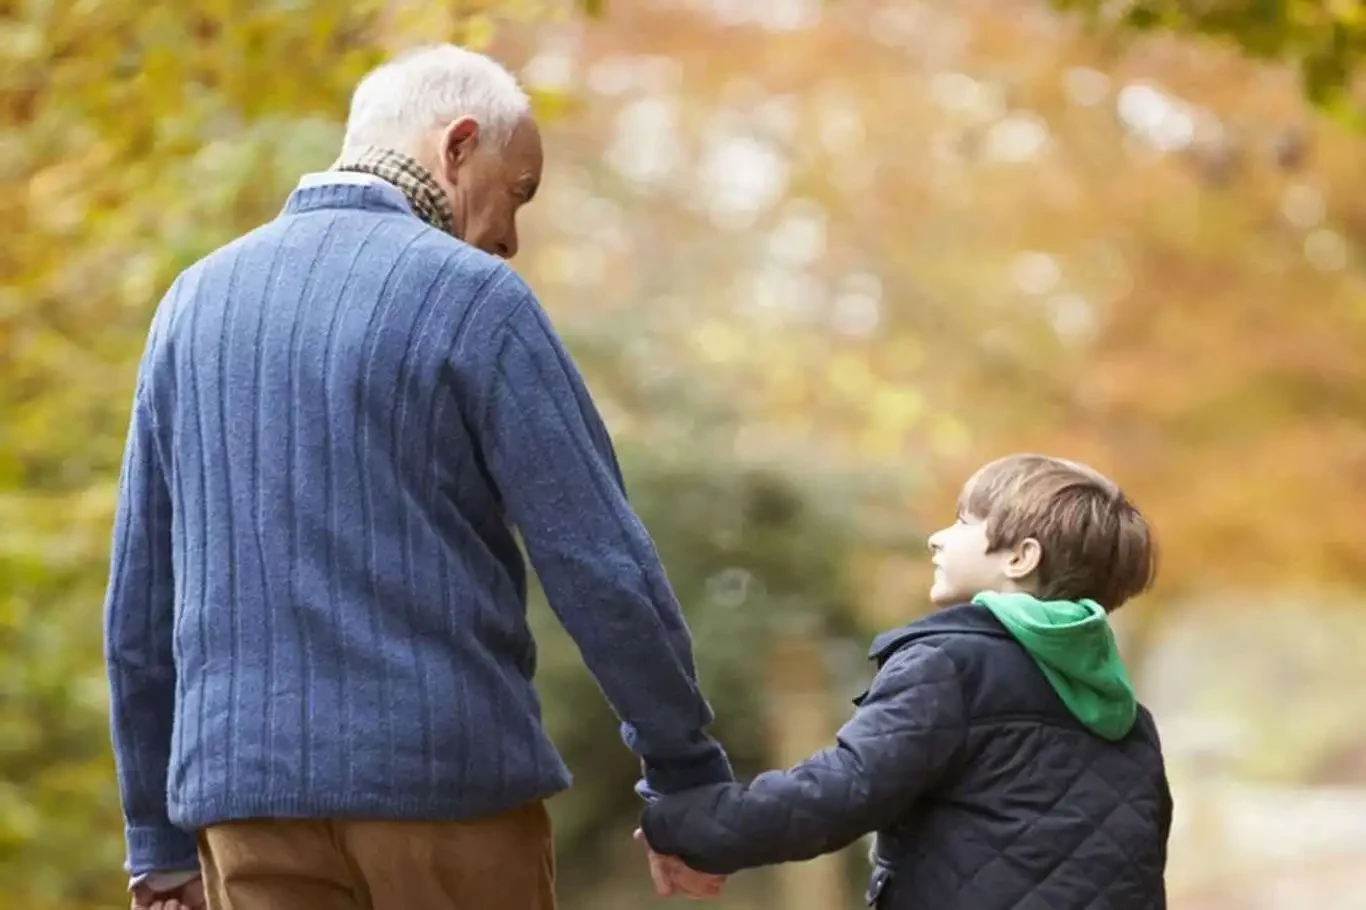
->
xmin=639 ymin=642 xmax=966 ymax=875
xmin=1157 ymin=766 xmax=1174 ymax=903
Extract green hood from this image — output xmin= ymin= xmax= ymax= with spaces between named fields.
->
xmin=972 ymin=591 xmax=1137 ymax=741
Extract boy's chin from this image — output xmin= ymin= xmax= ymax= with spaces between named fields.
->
xmin=928 ymin=585 xmax=966 ymax=607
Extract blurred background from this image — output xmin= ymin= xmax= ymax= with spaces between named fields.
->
xmin=4 ymin=0 xmax=1366 ymax=907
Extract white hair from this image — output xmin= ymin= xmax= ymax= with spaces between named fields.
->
xmin=342 ymin=45 xmax=531 ymax=154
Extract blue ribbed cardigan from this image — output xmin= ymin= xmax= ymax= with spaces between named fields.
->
xmin=104 ymin=175 xmax=730 ymax=874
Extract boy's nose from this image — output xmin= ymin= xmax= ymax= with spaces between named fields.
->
xmin=927 ymin=529 xmax=943 ymax=552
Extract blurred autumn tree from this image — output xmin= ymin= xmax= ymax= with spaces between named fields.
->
xmin=506 ymin=0 xmax=1366 ymax=605
xmin=1055 ymin=0 xmax=1366 ymax=123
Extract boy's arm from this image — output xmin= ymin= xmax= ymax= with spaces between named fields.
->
xmin=1156 ymin=768 xmax=1173 ymax=906
xmin=639 ymin=643 xmax=966 ymax=874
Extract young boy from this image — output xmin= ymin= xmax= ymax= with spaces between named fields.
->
xmin=639 ymin=453 xmax=1172 ymax=908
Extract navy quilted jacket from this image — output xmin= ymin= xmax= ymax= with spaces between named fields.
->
xmin=640 ymin=603 xmax=1172 ymax=909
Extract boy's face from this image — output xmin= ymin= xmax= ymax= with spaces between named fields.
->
xmin=926 ymin=514 xmax=1040 ymax=605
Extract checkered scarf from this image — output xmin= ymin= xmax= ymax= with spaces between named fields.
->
xmin=332 ymin=146 xmax=453 ymax=234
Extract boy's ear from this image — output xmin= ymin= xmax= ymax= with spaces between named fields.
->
xmin=1003 ymin=537 xmax=1042 ymax=581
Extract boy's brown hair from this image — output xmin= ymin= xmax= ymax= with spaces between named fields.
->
xmin=957 ymin=453 xmax=1156 ymax=611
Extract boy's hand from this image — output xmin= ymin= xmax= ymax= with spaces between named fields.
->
xmin=634 ymin=828 xmax=726 ymax=899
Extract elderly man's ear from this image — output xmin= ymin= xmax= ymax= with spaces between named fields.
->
xmin=440 ymin=117 xmax=481 ymax=175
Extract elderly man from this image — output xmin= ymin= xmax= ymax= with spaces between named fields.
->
xmin=104 ymin=44 xmax=730 ymax=910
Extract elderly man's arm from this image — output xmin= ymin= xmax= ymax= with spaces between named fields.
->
xmin=463 ymin=271 xmax=731 ymax=795
xmin=104 ymin=384 xmax=200 ymax=879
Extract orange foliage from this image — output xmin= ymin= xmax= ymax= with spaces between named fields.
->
xmin=503 ymin=0 xmax=1366 ymax=597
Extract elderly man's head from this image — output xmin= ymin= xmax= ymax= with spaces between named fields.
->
xmin=344 ymin=45 xmax=542 ymax=259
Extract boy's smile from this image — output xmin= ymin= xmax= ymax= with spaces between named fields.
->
xmin=927 ymin=515 xmax=1040 ymax=606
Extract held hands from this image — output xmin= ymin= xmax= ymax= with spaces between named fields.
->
xmin=634 ymin=828 xmax=726 ymax=900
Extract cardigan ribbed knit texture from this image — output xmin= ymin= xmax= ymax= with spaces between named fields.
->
xmin=103 ymin=176 xmax=730 ymax=875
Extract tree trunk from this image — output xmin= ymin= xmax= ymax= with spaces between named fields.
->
xmin=766 ymin=632 xmax=848 ymax=910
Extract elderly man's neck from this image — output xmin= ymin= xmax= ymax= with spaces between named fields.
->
xmin=331 ymin=145 xmax=453 ymax=234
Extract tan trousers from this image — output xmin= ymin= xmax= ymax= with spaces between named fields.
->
xmin=196 ymin=802 xmax=555 ymax=910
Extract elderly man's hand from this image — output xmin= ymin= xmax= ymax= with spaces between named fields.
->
xmin=130 ymin=876 xmax=205 ymax=910
xmin=634 ymin=828 xmax=726 ymax=900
